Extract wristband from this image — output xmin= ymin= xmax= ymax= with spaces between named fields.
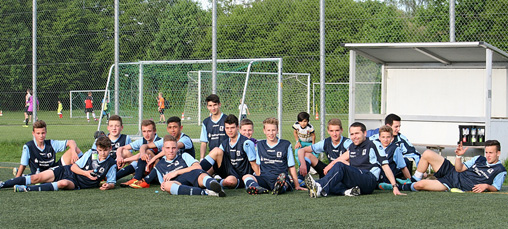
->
xmin=456 ymin=155 xmax=462 ymax=158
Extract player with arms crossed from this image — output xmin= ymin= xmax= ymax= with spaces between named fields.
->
xmin=129 ymin=116 xmax=195 ymax=188
xmin=298 ymin=118 xmax=352 ymax=180
xmin=2 ymin=136 xmax=116 ymax=192
xmin=242 ymin=118 xmax=306 ymax=195
xmin=115 ymin=120 xmax=161 ymax=185
xmin=399 ymin=140 xmax=506 ymax=193
xmin=305 ymin=122 xmax=405 ymax=197
xmin=13 ymin=120 xmax=81 ymax=177
xmin=138 ymin=135 xmax=226 ymax=197
xmin=200 ymin=94 xmax=227 ymax=161
xmin=200 ymin=114 xmax=257 ymax=189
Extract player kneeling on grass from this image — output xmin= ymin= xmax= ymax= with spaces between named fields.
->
xmin=398 ymin=140 xmax=506 ymax=193
xmin=14 ymin=120 xmax=82 ymax=177
xmin=1 ymin=136 xmax=116 ymax=192
xmin=297 ymin=118 xmax=352 ymax=183
xmin=132 ymin=135 xmax=225 ymax=197
xmin=200 ymin=114 xmax=258 ymax=189
xmin=305 ymin=122 xmax=405 ymax=197
xmin=242 ymin=118 xmax=306 ymax=195
xmin=375 ymin=125 xmax=412 ymax=190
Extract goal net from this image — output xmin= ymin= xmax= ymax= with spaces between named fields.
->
xmin=69 ymin=90 xmax=109 ymax=118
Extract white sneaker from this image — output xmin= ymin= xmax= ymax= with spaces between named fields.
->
xmin=205 ymin=189 xmax=225 ymax=197
xmin=305 ymin=174 xmax=322 ymax=198
xmin=344 ymin=186 xmax=361 ymax=196
xmin=309 ymin=167 xmax=318 ymax=175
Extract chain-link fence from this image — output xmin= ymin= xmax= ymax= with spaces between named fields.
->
xmin=2 ymin=0 xmax=508 ymax=142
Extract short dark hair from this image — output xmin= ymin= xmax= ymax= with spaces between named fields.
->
xmin=163 ymin=134 xmax=177 ymax=143
xmin=96 ymin=136 xmax=112 ymax=150
xmin=108 ymin=115 xmax=123 ymax=126
xmin=166 ymin=116 xmax=181 ymax=126
xmin=33 ymin=120 xmax=46 ymax=131
xmin=350 ymin=122 xmax=366 ymax=132
xmin=385 ymin=113 xmax=401 ymax=125
xmin=240 ymin=118 xmax=254 ymax=128
xmin=225 ymin=114 xmax=239 ymax=126
xmin=205 ymin=94 xmax=220 ymax=104
xmin=485 ymin=140 xmax=501 ymax=152
xmin=297 ymin=112 xmax=310 ymax=122
xmin=141 ymin=119 xmax=156 ymax=131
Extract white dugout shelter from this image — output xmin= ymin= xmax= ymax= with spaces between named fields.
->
xmin=344 ymin=42 xmax=508 ymax=161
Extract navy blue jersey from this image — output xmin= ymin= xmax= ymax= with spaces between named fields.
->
xmin=145 ymin=135 xmax=161 ymax=154
xmin=322 ymin=137 xmax=350 ymax=161
xmin=178 ymin=133 xmax=195 ymax=158
xmin=154 ymin=154 xmax=189 ymax=176
xmin=202 ymin=114 xmax=227 ymax=150
xmin=25 ymin=140 xmax=58 ymax=173
xmin=222 ymin=135 xmax=254 ymax=176
xmin=109 ymin=134 xmax=128 ymax=159
xmin=257 ymin=139 xmax=291 ymax=176
xmin=459 ymin=156 xmax=507 ymax=191
xmin=396 ymin=134 xmax=419 ymax=157
xmin=75 ymin=152 xmax=117 ymax=189
xmin=348 ymin=139 xmax=388 ymax=180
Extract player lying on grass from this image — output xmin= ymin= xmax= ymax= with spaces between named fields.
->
xmin=398 ymin=140 xmax=506 ymax=193
xmin=375 ymin=125 xmax=412 ymax=190
xmin=92 ymin=115 xmax=132 ymax=161
xmin=14 ymin=120 xmax=81 ymax=177
xmin=115 ymin=120 xmax=161 ymax=183
xmin=240 ymin=118 xmax=257 ymax=146
xmin=242 ymin=118 xmax=306 ymax=195
xmin=129 ymin=135 xmax=225 ymax=196
xmin=126 ymin=117 xmax=195 ymax=188
xmin=305 ymin=122 xmax=405 ymax=197
xmin=298 ymin=118 xmax=352 ymax=181
xmin=200 ymin=94 xmax=227 ymax=161
xmin=200 ymin=114 xmax=258 ymax=189
xmin=1 ymin=136 xmax=116 ymax=192
xmin=368 ymin=113 xmax=420 ymax=174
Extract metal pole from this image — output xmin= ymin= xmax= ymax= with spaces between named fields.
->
xmin=278 ymin=59 xmax=283 ymax=138
xmin=450 ymin=0 xmax=455 ymax=42
xmin=349 ymin=50 xmax=357 ymax=127
xmin=114 ymin=0 xmax=120 ymax=114
xmin=32 ymin=0 xmax=37 ymax=122
xmin=138 ymin=63 xmax=144 ymax=135
xmin=198 ymin=71 xmax=202 ymax=124
xmin=485 ymin=49 xmax=492 ymax=140
xmin=307 ymin=74 xmax=311 ymax=114
xmin=319 ymin=0 xmax=325 ymax=140
xmin=212 ymin=0 xmax=217 ymax=94
xmin=240 ymin=61 xmax=255 ymax=119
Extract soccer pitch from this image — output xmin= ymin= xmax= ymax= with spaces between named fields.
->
xmin=2 ymin=111 xmax=508 ymax=228
xmin=1 ymin=163 xmax=508 ymax=228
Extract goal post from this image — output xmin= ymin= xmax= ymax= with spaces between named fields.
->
xmin=103 ymin=58 xmax=287 ymax=137
xmin=69 ymin=89 xmax=110 ymax=118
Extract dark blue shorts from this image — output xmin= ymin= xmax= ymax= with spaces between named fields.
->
xmin=174 ymin=169 xmax=207 ymax=187
xmin=254 ymin=173 xmax=293 ymax=191
xmin=434 ymin=159 xmax=460 ymax=190
xmin=51 ymin=165 xmax=78 ymax=189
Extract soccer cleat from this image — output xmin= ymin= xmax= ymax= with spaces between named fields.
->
xmin=246 ymin=186 xmax=269 ymax=195
xmin=13 ymin=167 xmax=18 ymax=176
xmin=209 ymin=181 xmax=226 ymax=197
xmin=378 ymin=182 xmax=393 ymax=190
xmin=305 ymin=174 xmax=322 ymax=198
xmin=120 ymin=178 xmax=138 ymax=187
xmin=450 ymin=188 xmax=465 ymax=193
xmin=205 ymin=189 xmax=225 ymax=197
xmin=272 ymin=173 xmax=286 ymax=195
xmin=0 ymin=181 xmax=4 ymax=189
xmin=344 ymin=186 xmax=361 ymax=196
xmin=396 ymin=178 xmax=413 ymax=185
xmin=14 ymin=185 xmax=27 ymax=192
xmin=130 ymin=180 xmax=150 ymax=189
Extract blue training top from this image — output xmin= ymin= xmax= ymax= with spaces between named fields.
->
xmin=311 ymin=136 xmax=352 ymax=162
xmin=256 ymin=139 xmax=295 ymax=177
xmin=220 ymin=134 xmax=256 ymax=177
xmin=348 ymin=139 xmax=388 ymax=180
xmin=200 ymin=113 xmax=227 ymax=151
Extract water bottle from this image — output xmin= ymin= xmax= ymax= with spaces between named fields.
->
xmin=36 ymin=168 xmax=40 ymax=174
xmin=91 ymin=151 xmax=99 ymax=170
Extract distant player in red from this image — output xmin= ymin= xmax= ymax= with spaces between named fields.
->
xmin=85 ymin=91 xmax=97 ymax=122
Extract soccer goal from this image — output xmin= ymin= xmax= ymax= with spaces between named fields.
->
xmin=69 ymin=90 xmax=110 ymax=118
xmin=103 ymin=58 xmax=295 ymax=137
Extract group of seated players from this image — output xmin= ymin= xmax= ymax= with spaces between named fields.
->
xmin=1 ymin=94 xmax=506 ymax=198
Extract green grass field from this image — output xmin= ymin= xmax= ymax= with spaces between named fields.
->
xmin=1 ymin=162 xmax=508 ymax=228
xmin=2 ymin=111 xmax=508 ymax=228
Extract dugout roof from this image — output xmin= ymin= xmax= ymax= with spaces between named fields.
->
xmin=341 ymin=41 xmax=508 ymax=66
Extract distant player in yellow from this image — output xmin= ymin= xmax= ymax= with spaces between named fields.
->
xmin=158 ymin=92 xmax=166 ymax=124
xmin=57 ymin=100 xmax=63 ymax=119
